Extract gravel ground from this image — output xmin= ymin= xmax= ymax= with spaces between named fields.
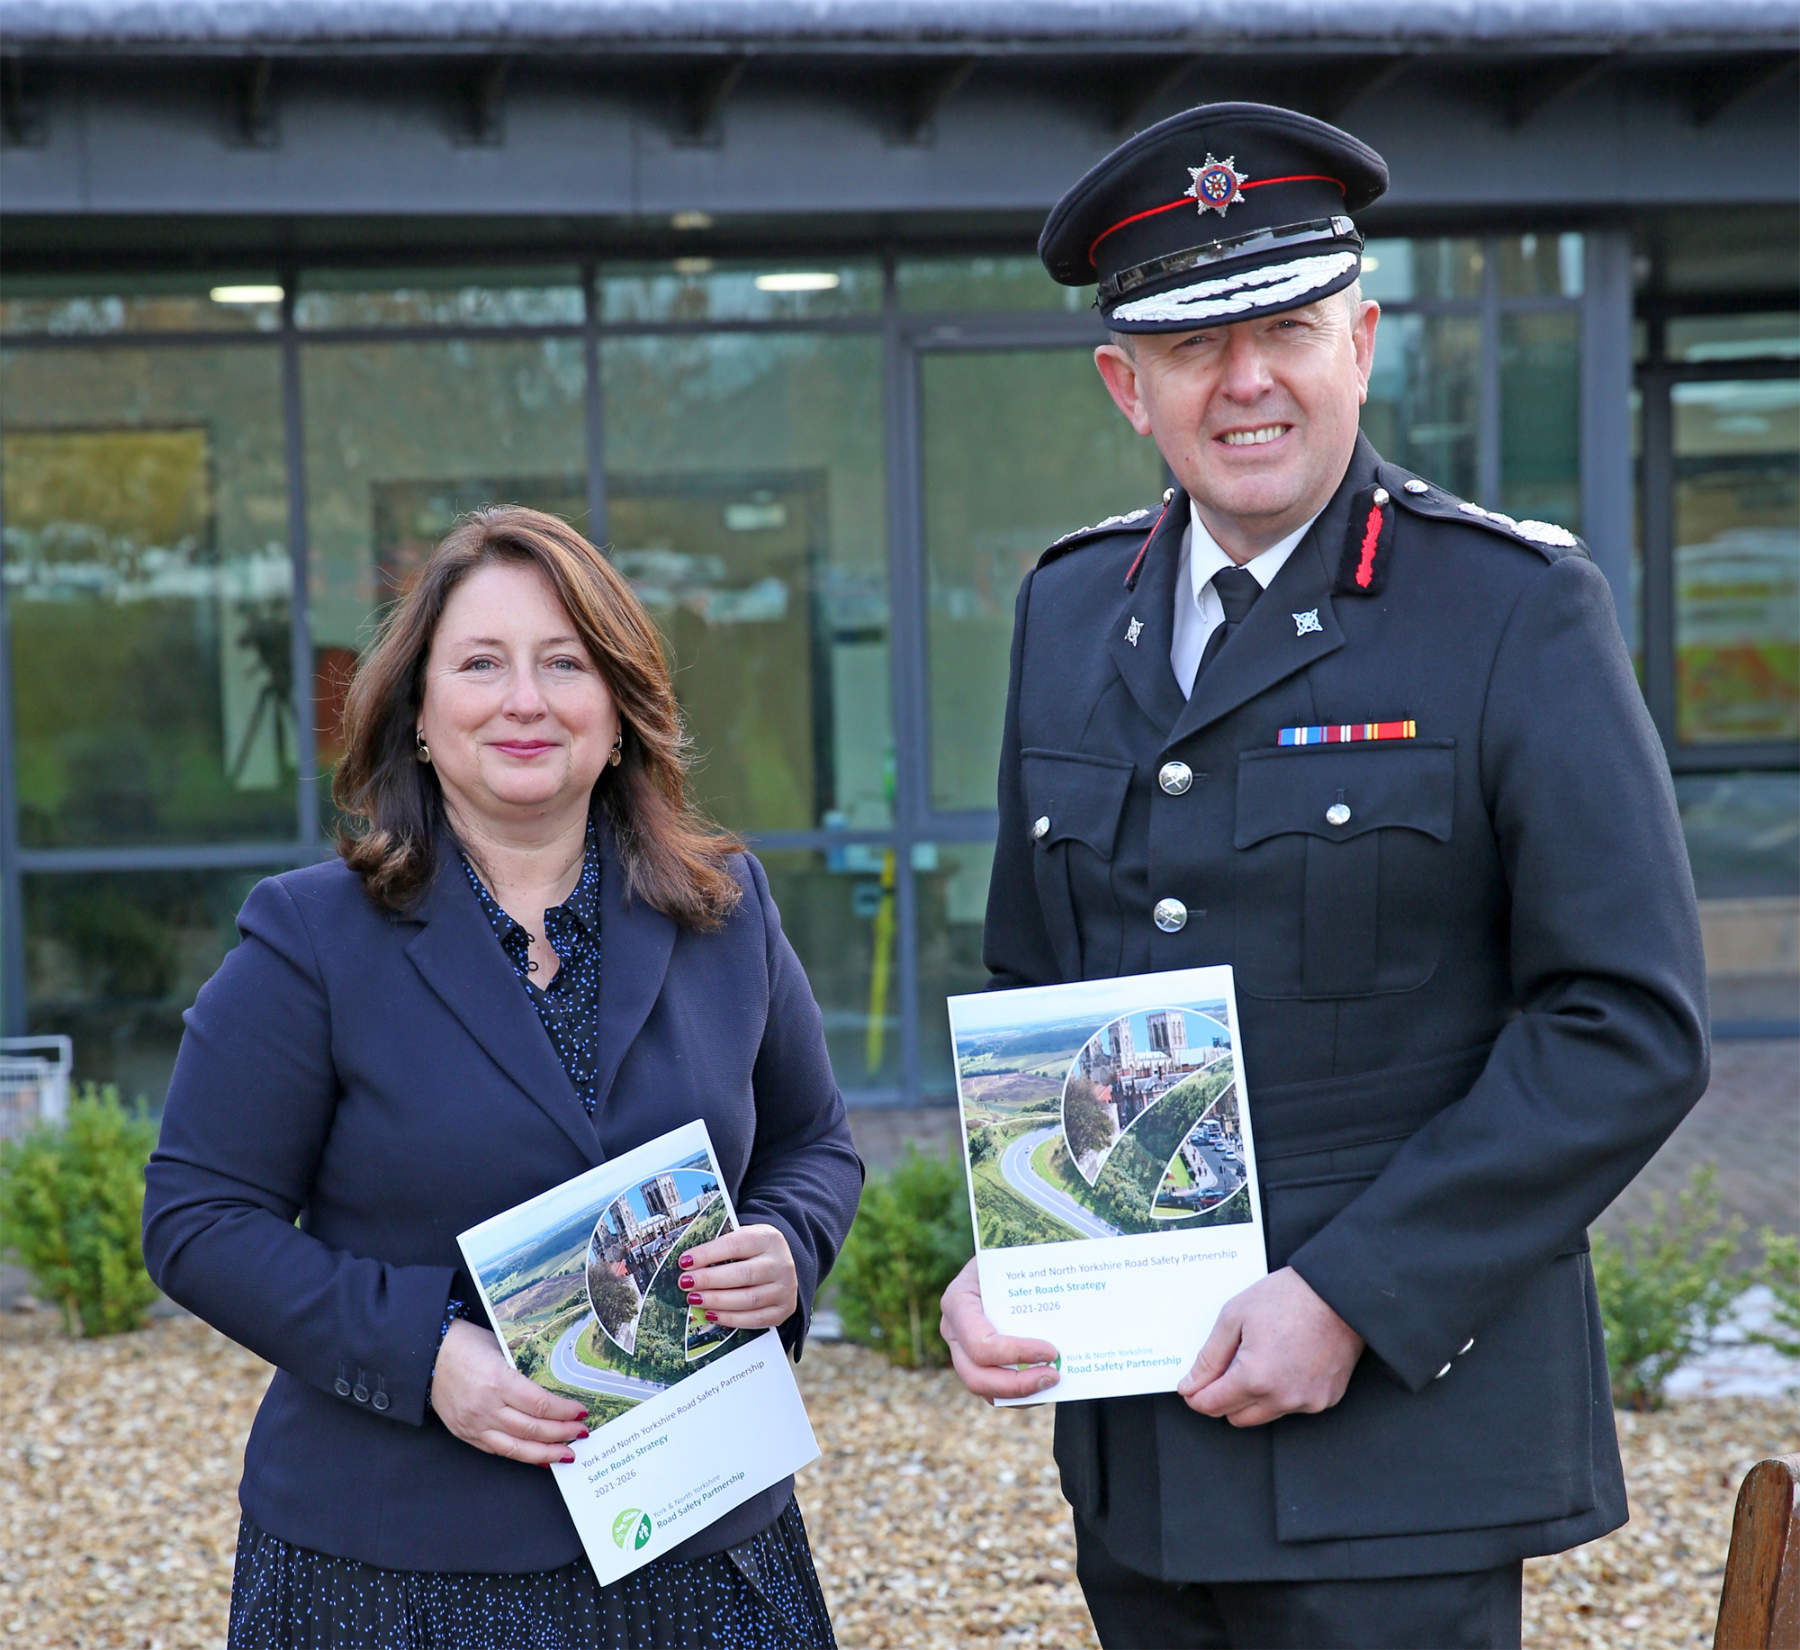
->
xmin=2 ymin=1313 xmax=1792 ymax=1649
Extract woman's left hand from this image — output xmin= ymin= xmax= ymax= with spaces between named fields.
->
xmin=678 ymin=1223 xmax=797 ymax=1329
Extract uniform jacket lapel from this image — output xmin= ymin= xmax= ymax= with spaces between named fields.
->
xmin=1105 ymin=500 xmax=1189 ymax=731
xmin=404 ymin=839 xmax=599 ymax=1162
xmin=1167 ymin=436 xmax=1380 ymax=746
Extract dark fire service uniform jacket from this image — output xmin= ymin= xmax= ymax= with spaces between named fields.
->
xmin=985 ymin=434 xmax=1709 ymax=1580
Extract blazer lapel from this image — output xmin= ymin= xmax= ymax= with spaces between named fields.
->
xmin=1106 ymin=500 xmax=1189 ymax=732
xmin=589 ymin=819 xmax=677 ymax=1118
xmin=404 ymin=841 xmax=599 ymax=1163
xmin=1166 ymin=438 xmax=1380 ymax=746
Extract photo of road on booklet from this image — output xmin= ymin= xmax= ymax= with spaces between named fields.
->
xmin=458 ymin=1119 xmax=819 ymax=1584
xmin=947 ymin=966 xmax=1268 ymax=1405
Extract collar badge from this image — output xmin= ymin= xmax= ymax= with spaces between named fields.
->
xmin=1293 ymin=609 xmax=1323 ymax=637
xmin=1186 ymin=155 xmax=1249 ymax=217
xmin=1125 ymin=616 xmax=1144 ymax=647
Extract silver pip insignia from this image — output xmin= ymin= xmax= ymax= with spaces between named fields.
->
xmin=1126 ymin=616 xmax=1144 ymax=647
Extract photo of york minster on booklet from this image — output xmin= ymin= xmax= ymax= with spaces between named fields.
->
xmin=458 ymin=1119 xmax=819 ymax=1585
xmin=948 ymin=966 xmax=1267 ymax=1405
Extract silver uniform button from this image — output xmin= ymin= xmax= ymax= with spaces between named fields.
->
xmin=1325 ymin=802 xmax=1352 ymax=827
xmin=1158 ymin=761 xmax=1193 ymax=796
xmin=1032 ymin=815 xmax=1050 ymax=840
xmin=1162 ymin=486 xmax=1176 ymax=504
xmin=1404 ymin=478 xmax=1429 ymax=495
xmin=1372 ymin=486 xmax=1390 ymax=506
xmin=1153 ymin=897 xmax=1188 ymax=933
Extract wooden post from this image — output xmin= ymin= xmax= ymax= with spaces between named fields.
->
xmin=1715 ymin=1454 xmax=1800 ymax=1650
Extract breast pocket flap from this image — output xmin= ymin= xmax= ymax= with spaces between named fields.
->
xmin=1234 ymin=741 xmax=1455 ymax=850
xmin=1020 ymin=749 xmax=1134 ymax=862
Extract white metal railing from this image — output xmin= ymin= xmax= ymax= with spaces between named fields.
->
xmin=0 ymin=1035 xmax=74 ymax=1143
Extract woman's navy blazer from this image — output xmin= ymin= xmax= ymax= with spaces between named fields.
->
xmin=142 ymin=821 xmax=863 ymax=1574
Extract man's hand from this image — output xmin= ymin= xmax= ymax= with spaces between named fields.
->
xmin=1177 ymin=1266 xmax=1364 ymax=1426
xmin=940 ymin=1257 xmax=1061 ymax=1403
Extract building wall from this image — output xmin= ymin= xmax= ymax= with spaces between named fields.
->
xmin=2 ymin=224 xmax=1794 ymax=1106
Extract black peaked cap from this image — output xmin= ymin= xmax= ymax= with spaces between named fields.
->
xmin=1040 ymin=102 xmax=1388 ymax=333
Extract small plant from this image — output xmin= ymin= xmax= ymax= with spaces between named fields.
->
xmin=1747 ymin=1229 xmax=1800 ymax=1360
xmin=1591 ymin=1162 xmax=1747 ymax=1410
xmin=0 ymin=1083 xmax=161 ymax=1337
xmin=830 ymin=1146 xmax=973 ymax=1369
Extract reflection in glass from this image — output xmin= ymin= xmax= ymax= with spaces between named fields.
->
xmin=1666 ymin=314 xmax=1800 ymax=365
xmin=1496 ymin=233 xmax=1583 ymax=299
xmin=0 ymin=272 xmax=283 ymax=335
xmin=1362 ymin=314 xmax=1480 ymax=498
xmin=1 ymin=345 xmax=294 ymax=846
xmin=295 ymin=268 xmax=584 ymax=329
xmin=1676 ymin=773 xmax=1800 ymax=899
xmin=1655 ymin=207 xmax=1800 ymax=296
xmin=757 ymin=849 xmax=902 ymax=1096
xmin=24 ymin=867 xmax=283 ymax=1105
xmin=1672 ymin=378 xmax=1800 ymax=744
xmin=922 ymin=349 xmax=1165 ymax=813
xmin=896 ymin=256 xmax=1092 ymax=314
xmin=597 ymin=261 xmax=881 ymax=324
xmin=914 ymin=842 xmax=995 ymax=1100
xmin=603 ymin=334 xmax=889 ymax=833
xmin=1500 ymin=311 xmax=1580 ymax=530
xmin=1357 ymin=238 xmax=1484 ymax=304
xmin=300 ymin=338 xmax=590 ymax=808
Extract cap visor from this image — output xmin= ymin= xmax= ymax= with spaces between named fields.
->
xmin=1106 ymin=249 xmax=1362 ymax=333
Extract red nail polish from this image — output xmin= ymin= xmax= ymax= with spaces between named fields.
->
xmin=558 ymin=1452 xmax=575 ymax=1464
xmin=687 ymin=1291 xmax=704 ymax=1305
xmin=678 ymin=1274 xmax=694 ymax=1289
xmin=679 ymin=1254 xmax=694 ymax=1268
xmin=704 ymin=1311 xmax=718 ymax=1322
xmin=575 ymin=1428 xmax=589 ymax=1440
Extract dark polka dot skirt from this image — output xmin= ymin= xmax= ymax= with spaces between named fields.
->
xmin=227 ymin=1496 xmax=836 ymax=1649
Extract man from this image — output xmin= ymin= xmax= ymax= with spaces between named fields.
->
xmin=939 ymin=103 xmax=1708 ymax=1649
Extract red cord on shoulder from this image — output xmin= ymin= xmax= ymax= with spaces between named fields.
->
xmin=1354 ymin=501 xmax=1384 ymax=589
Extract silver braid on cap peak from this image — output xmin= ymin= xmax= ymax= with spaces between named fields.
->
xmin=1109 ymin=249 xmax=1360 ymax=325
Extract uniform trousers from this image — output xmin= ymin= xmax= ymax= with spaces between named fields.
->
xmin=1074 ymin=1513 xmax=1522 ymax=1650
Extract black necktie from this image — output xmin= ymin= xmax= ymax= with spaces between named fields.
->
xmin=1194 ymin=565 xmax=1264 ymax=682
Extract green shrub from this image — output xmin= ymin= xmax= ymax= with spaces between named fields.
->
xmin=0 ymin=1083 xmax=161 ymax=1337
xmin=1747 ymin=1229 xmax=1800 ymax=1360
xmin=830 ymin=1146 xmax=973 ymax=1369
xmin=1591 ymin=1163 xmax=1747 ymax=1410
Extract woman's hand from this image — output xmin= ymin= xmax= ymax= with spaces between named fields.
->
xmin=430 ymin=1319 xmax=590 ymax=1465
xmin=678 ymin=1223 xmax=797 ymax=1330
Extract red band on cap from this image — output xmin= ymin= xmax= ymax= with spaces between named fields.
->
xmin=1088 ymin=174 xmax=1348 ymax=269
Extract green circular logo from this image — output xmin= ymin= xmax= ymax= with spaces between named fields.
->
xmin=611 ymin=1508 xmax=653 ymax=1551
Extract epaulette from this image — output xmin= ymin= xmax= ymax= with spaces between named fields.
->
xmin=1337 ymin=468 xmax=1588 ymax=595
xmin=1037 ymin=504 xmax=1158 ymax=569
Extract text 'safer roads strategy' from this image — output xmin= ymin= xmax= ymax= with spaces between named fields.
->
xmin=948 ymin=967 xmax=1268 ymax=1404
xmin=460 ymin=1120 xmax=818 ymax=1583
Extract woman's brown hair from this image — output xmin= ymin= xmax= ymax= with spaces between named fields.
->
xmin=332 ymin=506 xmax=743 ymax=928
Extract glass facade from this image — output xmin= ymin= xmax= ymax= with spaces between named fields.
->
xmin=3 ymin=230 xmax=1794 ymax=1101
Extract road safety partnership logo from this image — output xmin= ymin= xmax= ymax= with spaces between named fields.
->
xmin=612 ymin=1507 xmax=654 ymax=1551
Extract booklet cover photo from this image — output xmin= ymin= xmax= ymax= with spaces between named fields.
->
xmin=948 ymin=966 xmax=1268 ymax=1404
xmin=459 ymin=1120 xmax=818 ymax=1583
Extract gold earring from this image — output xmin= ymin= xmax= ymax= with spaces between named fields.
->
xmin=415 ymin=730 xmax=431 ymax=765
xmin=609 ymin=732 xmax=623 ymax=768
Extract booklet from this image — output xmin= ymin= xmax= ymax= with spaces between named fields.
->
xmin=458 ymin=1119 xmax=820 ymax=1584
xmin=947 ymin=966 xmax=1267 ymax=1405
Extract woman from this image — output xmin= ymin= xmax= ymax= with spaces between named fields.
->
xmin=143 ymin=506 xmax=863 ymax=1648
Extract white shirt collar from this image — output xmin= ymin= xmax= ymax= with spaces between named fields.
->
xmin=1185 ymin=500 xmax=1320 ymax=613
